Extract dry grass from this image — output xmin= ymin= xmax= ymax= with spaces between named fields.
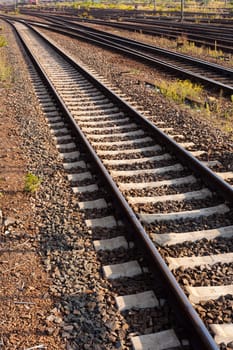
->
xmin=0 ymin=54 xmax=12 ymax=83
xmin=0 ymin=34 xmax=12 ymax=84
xmin=0 ymin=34 xmax=7 ymax=48
xmin=177 ymin=37 xmax=233 ymax=64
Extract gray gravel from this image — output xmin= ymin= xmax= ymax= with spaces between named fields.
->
xmin=195 ymin=295 xmax=233 ymax=330
xmin=174 ymin=263 xmax=233 ymax=287
xmin=3 ymin=20 xmax=189 ymax=350
xmin=6 ymin=18 xmax=232 ymax=349
xmin=158 ymin=236 xmax=233 ymax=258
xmin=2 ymin=21 xmax=132 ymax=349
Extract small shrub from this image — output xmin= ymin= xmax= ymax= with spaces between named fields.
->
xmin=0 ymin=35 xmax=7 ymax=48
xmin=224 ymin=123 xmax=233 ymax=135
xmin=157 ymin=79 xmax=203 ymax=104
xmin=223 ymin=111 xmax=229 ymax=120
xmin=24 ymin=173 xmax=41 ymax=193
xmin=130 ymin=69 xmax=140 ymax=75
xmin=204 ymin=102 xmax=211 ymax=116
xmin=0 ymin=57 xmax=11 ymax=83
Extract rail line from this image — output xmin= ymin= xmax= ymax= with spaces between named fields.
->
xmin=7 ymin=18 xmax=233 ymax=349
xmin=13 ymin=14 xmax=233 ymax=95
xmin=33 ymin=13 xmax=233 ymax=54
xmin=81 ymin=18 xmax=233 ymax=54
xmin=20 ymin=7 xmax=233 ymax=23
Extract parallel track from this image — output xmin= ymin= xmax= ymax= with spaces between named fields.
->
xmin=14 ymin=14 xmax=233 ymax=95
xmin=37 ymin=13 xmax=233 ymax=54
xmin=9 ymin=19 xmax=233 ymax=349
xmin=20 ymin=7 xmax=233 ymax=23
xmin=83 ymin=18 xmax=233 ymax=54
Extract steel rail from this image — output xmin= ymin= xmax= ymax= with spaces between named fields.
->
xmin=14 ymin=14 xmax=233 ymax=67
xmin=45 ymin=14 xmax=233 ymax=41
xmin=133 ymin=14 xmax=230 ymax=22
xmin=77 ymin=19 xmax=233 ymax=53
xmin=28 ymin=18 xmax=233 ymax=200
xmin=25 ymin=13 xmax=233 ymax=55
xmin=43 ymin=14 xmax=233 ymax=43
xmin=12 ymin=15 xmax=233 ymax=95
xmin=78 ymin=17 xmax=233 ymax=36
xmin=120 ymin=17 xmax=233 ymax=34
xmin=23 ymin=16 xmax=233 ymax=95
xmin=43 ymin=15 xmax=233 ymax=77
xmin=84 ymin=9 xmax=233 ymax=24
xmin=20 ymin=8 xmax=233 ymax=23
xmin=9 ymin=19 xmax=222 ymax=350
xmin=87 ymin=19 xmax=233 ymax=40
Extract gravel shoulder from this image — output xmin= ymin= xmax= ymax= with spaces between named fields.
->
xmin=0 ymin=15 xmax=232 ymax=350
xmin=0 ymin=20 xmax=140 ymax=350
xmin=0 ymin=21 xmax=65 ymax=349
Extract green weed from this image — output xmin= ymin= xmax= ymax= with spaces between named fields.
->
xmin=223 ymin=123 xmax=233 ymax=135
xmin=0 ymin=57 xmax=11 ymax=83
xmin=0 ymin=35 xmax=7 ymax=48
xmin=24 ymin=173 xmax=41 ymax=193
xmin=157 ymin=79 xmax=203 ymax=104
xmin=130 ymin=69 xmax=141 ymax=75
xmin=0 ymin=35 xmax=12 ymax=83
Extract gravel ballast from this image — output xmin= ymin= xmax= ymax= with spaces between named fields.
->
xmin=0 ymin=20 xmax=134 ymax=350
xmin=1 ymin=16 xmax=233 ymax=350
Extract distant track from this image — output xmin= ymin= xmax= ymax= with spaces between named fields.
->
xmin=41 ymin=14 xmax=233 ymax=54
xmin=16 ymin=13 xmax=233 ymax=95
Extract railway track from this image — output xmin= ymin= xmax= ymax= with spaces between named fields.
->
xmin=38 ymin=13 xmax=233 ymax=54
xmin=8 ymin=19 xmax=233 ymax=349
xmin=20 ymin=8 xmax=233 ymax=23
xmin=85 ymin=18 xmax=233 ymax=54
xmin=13 ymin=14 xmax=233 ymax=95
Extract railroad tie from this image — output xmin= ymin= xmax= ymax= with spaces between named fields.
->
xmin=131 ymin=329 xmax=181 ymax=350
xmin=139 ymin=204 xmax=230 ymax=224
xmin=152 ymin=225 xmax=233 ymax=246
xmin=210 ymin=324 xmax=233 ymax=346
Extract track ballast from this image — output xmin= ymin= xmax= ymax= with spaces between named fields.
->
xmin=8 ymin=19 xmax=233 ymax=350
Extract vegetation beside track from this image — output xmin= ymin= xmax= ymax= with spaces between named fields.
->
xmin=0 ymin=27 xmax=12 ymax=84
xmin=151 ymin=75 xmax=233 ymax=136
xmin=16 ymin=0 xmax=233 ymax=14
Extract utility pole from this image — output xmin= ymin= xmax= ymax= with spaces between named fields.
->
xmin=181 ymin=0 xmax=184 ymax=22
